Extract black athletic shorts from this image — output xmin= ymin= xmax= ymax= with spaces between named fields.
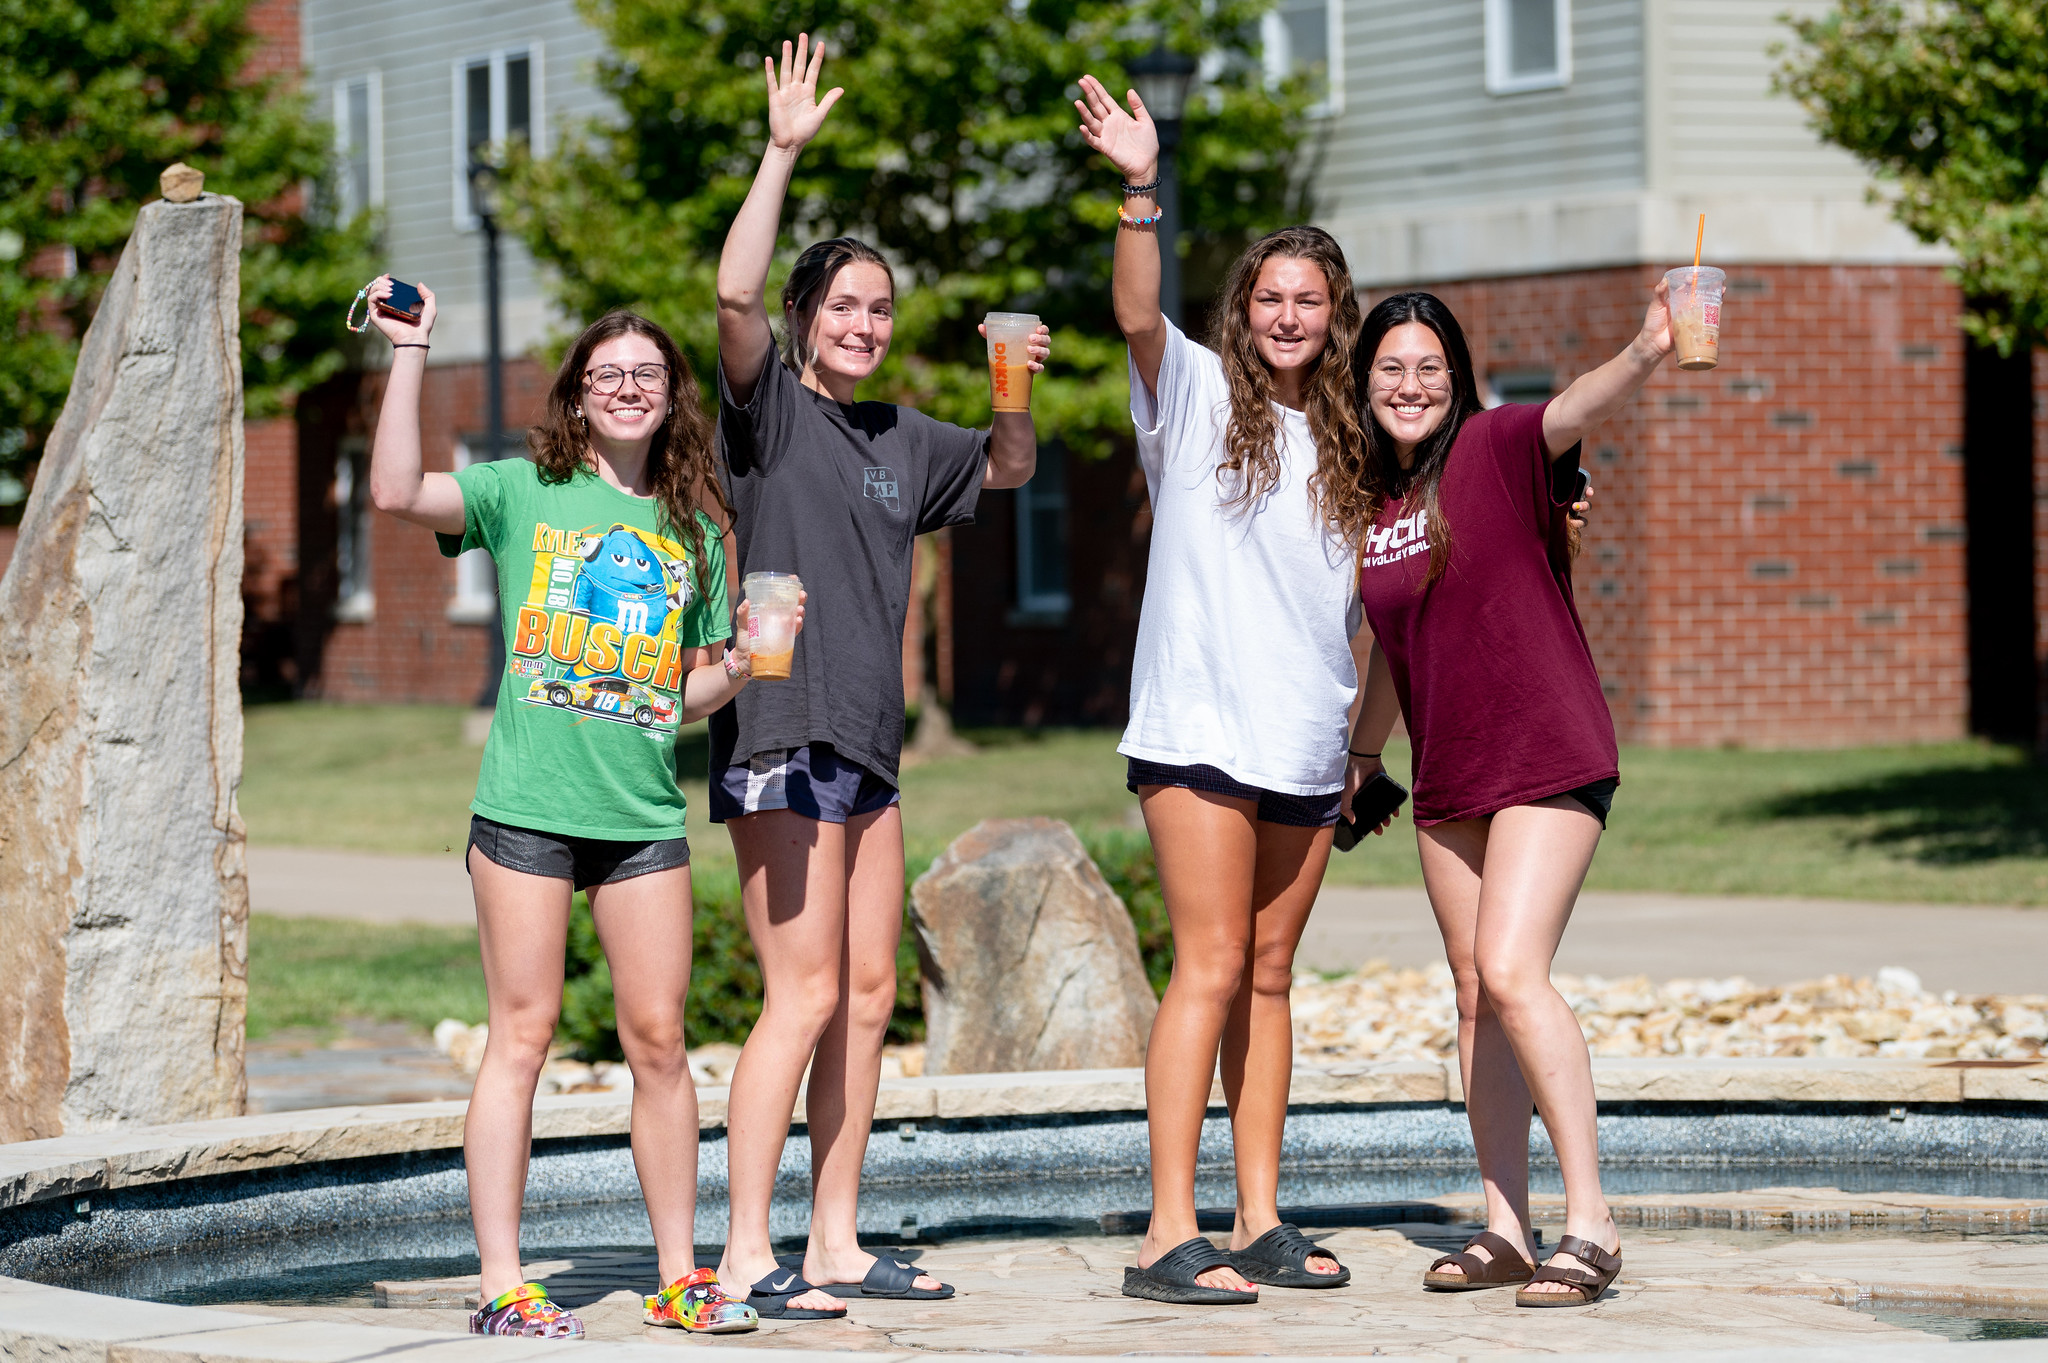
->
xmin=466 ymin=814 xmax=690 ymax=892
xmin=1125 ymin=758 xmax=1342 ymax=828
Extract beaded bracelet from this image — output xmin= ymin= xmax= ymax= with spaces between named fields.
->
xmin=1120 ymin=177 xmax=1161 ymax=196
xmin=345 ymin=284 xmax=373 ymax=333
xmin=1118 ymin=204 xmax=1164 ymax=229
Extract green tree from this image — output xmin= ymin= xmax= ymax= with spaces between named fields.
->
xmin=0 ymin=0 xmax=374 ymax=512
xmin=507 ymin=0 xmax=1316 ymax=452
xmin=1777 ymin=1 xmax=2048 ymax=351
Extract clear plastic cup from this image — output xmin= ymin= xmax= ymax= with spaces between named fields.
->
xmin=984 ymin=312 xmax=1040 ymax=413
xmin=742 ymin=572 xmax=802 ymax=680
xmin=1664 ymin=266 xmax=1726 ymax=371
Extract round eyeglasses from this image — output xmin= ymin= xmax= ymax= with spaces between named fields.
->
xmin=584 ymin=362 xmax=669 ymax=395
xmin=1370 ymin=359 xmax=1453 ymax=392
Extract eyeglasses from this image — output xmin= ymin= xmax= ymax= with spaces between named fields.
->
xmin=584 ymin=363 xmax=669 ymax=395
xmin=1370 ymin=359 xmax=1453 ymax=392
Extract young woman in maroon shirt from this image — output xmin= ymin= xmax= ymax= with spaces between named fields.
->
xmin=1343 ymin=285 xmax=1674 ymax=1307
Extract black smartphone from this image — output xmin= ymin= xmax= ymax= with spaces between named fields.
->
xmin=1332 ymin=771 xmax=1409 ymax=853
xmin=1571 ymin=468 xmax=1591 ymax=506
xmin=375 ymin=278 xmax=424 ymax=324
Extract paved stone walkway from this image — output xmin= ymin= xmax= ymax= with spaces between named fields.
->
xmin=251 ymin=846 xmax=2047 ymax=994
xmin=217 ymin=1198 xmax=2048 ymax=1354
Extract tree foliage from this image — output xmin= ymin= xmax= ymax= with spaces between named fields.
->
xmin=0 ymin=0 xmax=374 ymax=507
xmin=507 ymin=0 xmax=1316 ymax=454
xmin=1777 ymin=0 xmax=2048 ymax=350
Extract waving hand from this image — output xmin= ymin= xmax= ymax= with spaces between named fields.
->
xmin=1074 ymin=74 xmax=1159 ymax=184
xmin=765 ymin=32 xmax=843 ymax=152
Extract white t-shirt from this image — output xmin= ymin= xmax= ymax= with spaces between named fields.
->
xmin=1118 ymin=321 xmax=1361 ymax=796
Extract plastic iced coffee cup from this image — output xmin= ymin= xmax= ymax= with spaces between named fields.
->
xmin=984 ymin=312 xmax=1040 ymax=413
xmin=742 ymin=572 xmax=801 ymax=681
xmin=1664 ymin=266 xmax=1726 ymax=371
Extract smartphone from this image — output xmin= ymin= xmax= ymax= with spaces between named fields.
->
xmin=374 ymin=279 xmax=424 ymax=324
xmin=1571 ymin=468 xmax=1591 ymax=506
xmin=1332 ymin=771 xmax=1410 ymax=853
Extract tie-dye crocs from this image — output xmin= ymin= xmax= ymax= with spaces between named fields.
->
xmin=469 ymin=1282 xmax=586 ymax=1338
xmin=644 ymin=1266 xmax=760 ymax=1333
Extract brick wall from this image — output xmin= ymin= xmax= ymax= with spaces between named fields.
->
xmin=289 ymin=357 xmax=551 ymax=703
xmin=1365 ymin=262 xmax=1970 ymax=748
xmin=241 ymin=0 xmax=299 ymax=83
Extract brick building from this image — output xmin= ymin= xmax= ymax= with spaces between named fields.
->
xmin=23 ymin=0 xmax=2025 ymax=746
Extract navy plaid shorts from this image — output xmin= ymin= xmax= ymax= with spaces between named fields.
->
xmin=1125 ymin=758 xmax=1342 ymax=828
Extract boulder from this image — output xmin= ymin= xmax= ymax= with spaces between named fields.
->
xmin=910 ymin=818 xmax=1158 ymax=1075
xmin=0 ymin=194 xmax=248 ymax=1139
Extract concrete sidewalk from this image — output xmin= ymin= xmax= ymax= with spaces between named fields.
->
xmin=248 ymin=846 xmax=2046 ymax=995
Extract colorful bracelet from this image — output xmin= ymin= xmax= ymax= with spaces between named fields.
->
xmin=723 ymin=648 xmax=750 ymax=680
xmin=345 ymin=284 xmax=373 ymax=333
xmin=1118 ymin=204 xmax=1163 ymax=228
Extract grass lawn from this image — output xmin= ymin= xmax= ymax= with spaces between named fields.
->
xmin=246 ymin=913 xmax=485 ymax=1039
xmin=243 ymin=703 xmax=2048 ymax=905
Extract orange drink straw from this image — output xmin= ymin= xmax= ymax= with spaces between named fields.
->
xmin=1693 ymin=213 xmax=1705 ymax=284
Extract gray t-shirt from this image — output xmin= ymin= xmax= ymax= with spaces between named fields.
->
xmin=710 ymin=348 xmax=989 ymax=784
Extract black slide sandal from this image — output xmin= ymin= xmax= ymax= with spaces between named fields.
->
xmin=818 ymin=1256 xmax=956 ymax=1300
xmin=1228 ymin=1223 xmax=1351 ymax=1289
xmin=1121 ymin=1237 xmax=1259 ymax=1305
xmin=746 ymin=1269 xmax=846 ymax=1320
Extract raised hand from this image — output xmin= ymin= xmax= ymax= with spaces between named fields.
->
xmin=976 ymin=321 xmax=1054 ymax=372
xmin=368 ymin=275 xmax=436 ymax=346
xmin=1074 ymin=74 xmax=1160 ymax=184
xmin=1634 ymin=277 xmax=1675 ymax=363
xmin=765 ymin=33 xmax=843 ymax=153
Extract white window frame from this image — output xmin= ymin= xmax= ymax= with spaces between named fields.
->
xmin=1261 ymin=0 xmax=1345 ymax=118
xmin=451 ymin=44 xmax=545 ymax=230
xmin=1014 ymin=456 xmax=1070 ymax=619
xmin=447 ymin=438 xmax=500 ymax=623
xmin=1485 ymin=0 xmax=1572 ymax=95
xmin=334 ymin=437 xmax=375 ymax=624
xmin=331 ymin=71 xmax=384 ymax=218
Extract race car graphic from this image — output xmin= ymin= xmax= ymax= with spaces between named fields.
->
xmin=525 ymin=674 xmax=677 ymax=729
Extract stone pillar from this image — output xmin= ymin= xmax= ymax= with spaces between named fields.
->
xmin=0 ymin=194 xmax=248 ymax=1139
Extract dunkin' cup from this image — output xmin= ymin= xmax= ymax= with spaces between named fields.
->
xmin=1664 ymin=265 xmax=1726 ymax=371
xmin=742 ymin=572 xmax=801 ymax=680
xmin=985 ymin=312 xmax=1040 ymax=413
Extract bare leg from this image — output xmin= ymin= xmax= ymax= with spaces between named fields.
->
xmin=589 ymin=864 xmax=699 ymax=1288
xmin=1135 ymin=785 xmax=1258 ymax=1294
xmin=1223 ymin=820 xmax=1340 ymax=1277
xmin=716 ymin=810 xmax=846 ymax=1316
xmin=1471 ymin=797 xmax=1615 ymax=1294
xmin=1415 ymin=819 xmax=1540 ymax=1280
xmin=802 ymin=806 xmax=938 ymax=1292
xmin=465 ymin=849 xmax=573 ymax=1302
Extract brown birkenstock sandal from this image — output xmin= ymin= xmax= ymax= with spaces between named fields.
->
xmin=1422 ymin=1230 xmax=1534 ymax=1291
xmin=1514 ymin=1234 xmax=1621 ymax=1308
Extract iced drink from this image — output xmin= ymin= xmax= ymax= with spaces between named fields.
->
xmin=742 ymin=572 xmax=801 ymax=680
xmin=1664 ymin=266 xmax=1726 ymax=371
xmin=984 ymin=312 xmax=1041 ymax=413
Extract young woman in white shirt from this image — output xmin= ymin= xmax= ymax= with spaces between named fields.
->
xmin=1076 ymin=74 xmax=1382 ymax=1305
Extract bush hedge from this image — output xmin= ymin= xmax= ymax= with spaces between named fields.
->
xmin=556 ymin=830 xmax=1168 ymax=1059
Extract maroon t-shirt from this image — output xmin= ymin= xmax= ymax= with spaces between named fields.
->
xmin=1357 ymin=400 xmax=1617 ymax=825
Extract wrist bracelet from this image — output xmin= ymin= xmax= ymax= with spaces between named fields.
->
xmin=1349 ymin=750 xmax=1381 ymax=759
xmin=1120 ymin=177 xmax=1161 ymax=196
xmin=393 ymin=343 xmax=430 ymax=350
xmin=1118 ymin=204 xmax=1164 ymax=228
xmin=723 ymin=649 xmax=749 ymax=680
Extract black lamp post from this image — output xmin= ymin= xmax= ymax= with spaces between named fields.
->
xmin=468 ymin=156 xmax=507 ymax=710
xmin=1127 ymin=43 xmax=1199 ymax=328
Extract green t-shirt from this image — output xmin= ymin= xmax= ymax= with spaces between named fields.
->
xmin=437 ymin=458 xmax=729 ymax=840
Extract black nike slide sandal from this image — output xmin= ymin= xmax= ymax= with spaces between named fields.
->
xmin=817 ymin=1255 xmax=955 ymax=1300
xmin=1228 ymin=1223 xmax=1351 ymax=1289
xmin=746 ymin=1269 xmax=845 ymax=1320
xmin=1121 ymin=1236 xmax=1259 ymax=1305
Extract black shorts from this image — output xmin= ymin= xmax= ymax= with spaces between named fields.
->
xmin=1560 ymin=777 xmax=1618 ymax=828
xmin=466 ymin=815 xmax=691 ymax=892
xmin=708 ymin=742 xmax=901 ymax=824
xmin=1126 ymin=758 xmax=1342 ymax=828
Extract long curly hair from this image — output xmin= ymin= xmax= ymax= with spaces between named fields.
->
xmin=1210 ymin=226 xmax=1366 ymax=529
xmin=1348 ymin=291 xmax=1484 ymax=588
xmin=529 ymin=311 xmax=730 ymax=600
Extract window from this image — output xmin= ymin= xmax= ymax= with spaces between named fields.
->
xmin=1015 ymin=451 xmax=1069 ymax=619
xmin=331 ymin=73 xmax=382 ymax=218
xmin=1489 ymin=369 xmax=1555 ymax=407
xmin=1262 ymin=0 xmax=1343 ymax=115
xmin=452 ymin=46 xmax=541 ymax=227
xmin=447 ymin=437 xmax=503 ymax=623
xmin=1485 ymin=0 xmax=1571 ymax=95
xmin=334 ymin=439 xmax=374 ymax=623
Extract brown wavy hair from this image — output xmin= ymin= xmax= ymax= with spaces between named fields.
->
xmin=1348 ymin=291 xmax=1485 ymax=589
xmin=1210 ymin=226 xmax=1366 ymax=529
xmin=530 ymin=311 xmax=730 ymax=599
